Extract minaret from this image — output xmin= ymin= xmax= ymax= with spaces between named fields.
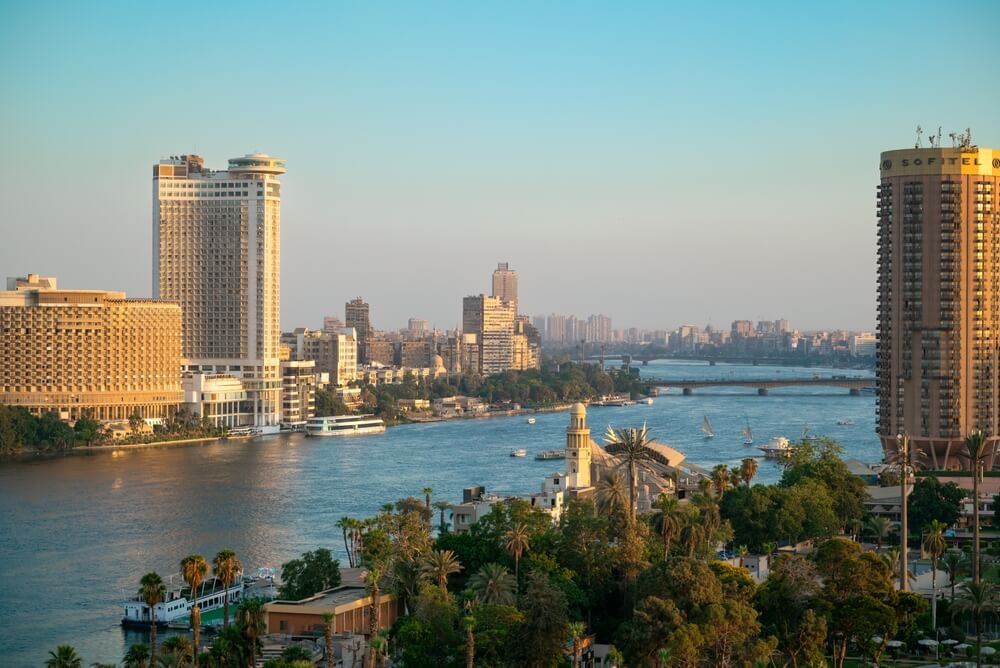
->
xmin=565 ymin=402 xmax=592 ymax=489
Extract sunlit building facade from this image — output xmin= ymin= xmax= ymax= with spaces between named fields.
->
xmin=153 ymin=153 xmax=285 ymax=430
xmin=877 ymin=142 xmax=1000 ymax=469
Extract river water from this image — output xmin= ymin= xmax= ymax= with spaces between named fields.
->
xmin=0 ymin=361 xmax=878 ymax=665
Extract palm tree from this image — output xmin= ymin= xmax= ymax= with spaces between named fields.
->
xmin=736 ymin=545 xmax=749 ymax=569
xmin=650 ymin=494 xmax=684 ymax=559
xmin=139 ymin=572 xmax=166 ymax=662
xmin=467 ymin=563 xmax=517 ymax=606
xmin=420 ymin=549 xmax=462 ymax=590
xmin=237 ymin=597 xmax=266 ymax=667
xmin=568 ymin=621 xmax=586 ymax=668
xmin=180 ymin=554 xmax=209 ymax=663
xmin=463 ymin=614 xmax=475 ymax=668
xmin=595 ymin=470 xmax=628 ymax=520
xmin=711 ymin=464 xmax=731 ymax=496
xmin=365 ymin=567 xmax=382 ymax=668
xmin=423 ymin=487 xmax=434 ymax=519
xmin=966 ymin=431 xmax=989 ymax=584
xmin=212 ymin=549 xmax=242 ymax=629
xmin=606 ymin=646 xmax=624 ymax=668
xmin=847 ymin=518 xmax=865 ymax=543
xmin=46 ymin=646 xmax=83 ymax=668
xmin=159 ymin=636 xmax=192 ymax=663
xmin=739 ymin=457 xmax=758 ymax=487
xmin=603 ymin=424 xmax=657 ymax=522
xmin=923 ymin=520 xmax=948 ymax=630
xmin=953 ymin=580 xmax=998 ymax=668
xmin=657 ymin=648 xmax=670 ymax=668
xmin=865 ymin=516 xmax=895 ymax=551
xmin=323 ymin=612 xmax=335 ymax=668
xmin=504 ymin=523 xmax=530 ymax=582
xmin=432 ymin=500 xmax=451 ymax=533
xmin=942 ymin=549 xmax=967 ymax=600
xmin=336 ymin=517 xmax=354 ymax=567
xmin=123 ymin=643 xmax=150 ymax=668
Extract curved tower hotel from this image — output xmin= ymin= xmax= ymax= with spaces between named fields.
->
xmin=153 ymin=153 xmax=285 ymax=429
xmin=876 ymin=138 xmax=1000 ymax=469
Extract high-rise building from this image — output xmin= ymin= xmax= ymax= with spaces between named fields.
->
xmin=731 ymin=320 xmax=753 ymax=338
xmin=286 ymin=327 xmax=358 ymax=387
xmin=463 ymin=295 xmax=515 ymax=374
xmin=322 ymin=316 xmax=344 ymax=333
xmin=546 ymin=314 xmax=567 ymax=343
xmin=1 ymin=274 xmax=182 ymax=421
xmin=153 ymin=153 xmax=285 ymax=429
xmin=345 ymin=297 xmax=371 ymax=362
xmin=407 ymin=318 xmax=428 ymax=337
xmin=491 ymin=262 xmax=518 ymax=307
xmin=877 ymin=139 xmax=1000 ymax=469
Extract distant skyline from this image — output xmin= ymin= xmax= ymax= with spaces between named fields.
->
xmin=1 ymin=1 xmax=998 ymax=332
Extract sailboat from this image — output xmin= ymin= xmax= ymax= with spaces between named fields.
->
xmin=702 ymin=415 xmax=715 ymax=439
xmin=742 ymin=418 xmax=753 ymax=445
xmin=802 ymin=421 xmax=818 ymax=442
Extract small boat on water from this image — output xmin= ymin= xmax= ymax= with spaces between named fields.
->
xmin=227 ymin=426 xmax=261 ymax=437
xmin=644 ymin=398 xmax=654 ymax=405
xmin=510 ymin=448 xmax=528 ymax=458
xmin=742 ymin=419 xmax=754 ymax=446
xmin=759 ymin=436 xmax=793 ymax=459
xmin=801 ymin=422 xmax=818 ymax=442
xmin=836 ymin=418 xmax=856 ymax=426
xmin=305 ymin=415 xmax=386 ymax=437
xmin=535 ymin=450 xmax=565 ymax=460
xmin=702 ymin=415 xmax=715 ymax=439
xmin=122 ymin=576 xmax=244 ymax=629
xmin=526 ymin=417 xmax=537 ymax=425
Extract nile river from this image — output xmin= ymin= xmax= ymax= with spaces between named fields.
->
xmin=0 ymin=361 xmax=878 ymax=665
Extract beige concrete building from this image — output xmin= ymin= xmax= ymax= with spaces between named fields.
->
xmin=345 ymin=298 xmax=371 ymax=363
xmin=366 ymin=338 xmax=396 ymax=367
xmin=877 ymin=140 xmax=1000 ymax=469
xmin=153 ymin=153 xmax=285 ymax=430
xmin=285 ymin=327 xmax=358 ymax=387
xmin=281 ymin=360 xmax=316 ymax=424
xmin=399 ymin=339 xmax=432 ymax=369
xmin=183 ymin=373 xmax=249 ymax=428
xmin=0 ymin=274 xmax=182 ymax=420
xmin=492 ymin=262 xmax=518 ymax=307
xmin=463 ymin=295 xmax=515 ymax=374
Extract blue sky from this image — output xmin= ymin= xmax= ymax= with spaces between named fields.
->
xmin=1 ymin=1 xmax=997 ymax=331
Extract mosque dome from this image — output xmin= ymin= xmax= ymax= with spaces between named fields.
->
xmin=432 ymin=354 xmax=446 ymax=370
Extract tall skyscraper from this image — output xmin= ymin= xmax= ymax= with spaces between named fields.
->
xmin=492 ymin=262 xmax=518 ymax=307
xmin=462 ymin=295 xmax=515 ymax=374
xmin=345 ymin=297 xmax=371 ymax=362
xmin=877 ymin=138 xmax=1000 ymax=469
xmin=153 ymin=153 xmax=285 ymax=428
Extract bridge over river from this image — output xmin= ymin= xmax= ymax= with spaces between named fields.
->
xmin=649 ymin=376 xmax=875 ymax=396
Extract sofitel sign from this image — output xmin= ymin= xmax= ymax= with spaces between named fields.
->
xmin=881 ymin=156 xmax=990 ymax=171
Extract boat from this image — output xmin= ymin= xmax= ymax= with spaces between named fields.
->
xmin=510 ymin=448 xmax=527 ymax=457
xmin=644 ymin=398 xmax=654 ymax=405
xmin=801 ymin=422 xmax=818 ymax=442
xmin=759 ymin=436 xmax=793 ymax=459
xmin=591 ymin=394 xmax=636 ymax=407
xmin=122 ymin=575 xmax=244 ymax=628
xmin=702 ymin=415 xmax=715 ymax=439
xmin=535 ymin=450 xmax=565 ymax=460
xmin=227 ymin=426 xmax=261 ymax=437
xmin=742 ymin=419 xmax=754 ymax=446
xmin=526 ymin=417 xmax=537 ymax=425
xmin=305 ymin=414 xmax=386 ymax=437
xmin=836 ymin=418 xmax=856 ymax=426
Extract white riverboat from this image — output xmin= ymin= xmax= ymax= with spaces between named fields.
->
xmin=758 ymin=436 xmax=793 ymax=459
xmin=526 ymin=417 xmax=537 ymax=425
xmin=510 ymin=448 xmax=528 ymax=457
xmin=305 ymin=415 xmax=386 ymax=437
xmin=122 ymin=576 xmax=244 ymax=628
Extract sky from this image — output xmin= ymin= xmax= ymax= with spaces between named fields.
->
xmin=1 ymin=1 xmax=998 ymax=333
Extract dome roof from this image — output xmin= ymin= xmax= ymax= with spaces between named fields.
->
xmin=432 ymin=354 xmax=445 ymax=369
xmin=571 ymin=402 xmax=587 ymax=416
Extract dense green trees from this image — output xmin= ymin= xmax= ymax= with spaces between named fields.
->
xmin=278 ymin=548 xmax=342 ymax=600
xmin=909 ymin=476 xmax=965 ymax=531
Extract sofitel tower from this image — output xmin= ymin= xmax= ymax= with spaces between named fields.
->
xmin=877 ymin=134 xmax=1000 ymax=469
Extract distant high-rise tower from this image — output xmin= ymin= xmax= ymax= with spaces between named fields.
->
xmin=492 ymin=262 xmax=518 ymax=308
xmin=877 ymin=139 xmax=1000 ymax=469
xmin=565 ymin=402 xmax=592 ymax=489
xmin=153 ymin=153 xmax=285 ymax=428
xmin=345 ymin=297 xmax=371 ymax=362
xmin=462 ymin=295 xmax=515 ymax=374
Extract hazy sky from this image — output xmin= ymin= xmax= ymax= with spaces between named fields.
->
xmin=1 ymin=1 xmax=998 ymax=332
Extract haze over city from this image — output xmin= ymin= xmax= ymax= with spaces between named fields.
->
xmin=1 ymin=1 xmax=998 ymax=331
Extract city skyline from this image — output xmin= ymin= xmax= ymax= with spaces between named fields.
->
xmin=2 ymin=2 xmax=999 ymax=332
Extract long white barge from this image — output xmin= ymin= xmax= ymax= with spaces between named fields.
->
xmin=305 ymin=414 xmax=386 ymax=437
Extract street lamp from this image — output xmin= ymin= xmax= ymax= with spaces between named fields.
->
xmin=897 ymin=431 xmax=909 ymax=592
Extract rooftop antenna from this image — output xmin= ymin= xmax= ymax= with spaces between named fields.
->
xmin=915 ymin=125 xmax=923 ymax=149
xmin=935 ymin=126 xmax=942 ymax=148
